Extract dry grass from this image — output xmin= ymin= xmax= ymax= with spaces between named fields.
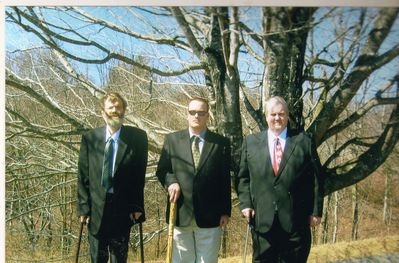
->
xmin=6 ymin=235 xmax=399 ymax=262
xmin=308 ymin=235 xmax=399 ymax=263
xmin=217 ymin=235 xmax=399 ymax=263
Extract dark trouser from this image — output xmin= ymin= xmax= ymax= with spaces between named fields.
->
xmin=252 ymin=213 xmax=311 ymax=263
xmin=89 ymin=193 xmax=131 ymax=263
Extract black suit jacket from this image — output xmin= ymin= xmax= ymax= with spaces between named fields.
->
xmin=235 ymin=130 xmax=324 ymax=233
xmin=77 ymin=125 xmax=148 ymax=235
xmin=156 ymin=129 xmax=231 ymax=228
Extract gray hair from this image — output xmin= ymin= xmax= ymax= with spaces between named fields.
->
xmin=264 ymin=96 xmax=289 ymax=115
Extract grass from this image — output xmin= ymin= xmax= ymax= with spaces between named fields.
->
xmin=7 ymin=234 xmax=399 ymax=262
xmin=217 ymin=235 xmax=399 ymax=263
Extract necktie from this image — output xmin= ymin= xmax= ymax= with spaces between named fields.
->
xmin=191 ymin=136 xmax=201 ymax=169
xmin=273 ymin=138 xmax=283 ymax=176
xmin=102 ymin=138 xmax=114 ymax=190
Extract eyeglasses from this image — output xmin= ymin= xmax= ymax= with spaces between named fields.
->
xmin=188 ymin=110 xmax=208 ymax=117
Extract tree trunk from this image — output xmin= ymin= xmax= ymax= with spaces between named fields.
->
xmin=262 ymin=7 xmax=315 ymax=132
xmin=383 ymin=171 xmax=392 ymax=225
xmin=352 ymin=184 xmax=359 ymax=241
xmin=204 ymin=8 xmax=242 ymax=173
xmin=321 ymin=194 xmax=331 ymax=244
xmin=332 ymin=191 xmax=339 ymax=243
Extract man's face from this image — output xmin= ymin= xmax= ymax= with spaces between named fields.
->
xmin=187 ymin=100 xmax=209 ymax=132
xmin=102 ymin=98 xmax=125 ymax=129
xmin=266 ymin=102 xmax=288 ymax=135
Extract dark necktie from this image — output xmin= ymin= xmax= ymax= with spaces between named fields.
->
xmin=191 ymin=136 xmax=200 ymax=169
xmin=273 ymin=138 xmax=283 ymax=176
xmin=102 ymin=138 xmax=114 ymax=190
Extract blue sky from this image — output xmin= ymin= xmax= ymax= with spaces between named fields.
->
xmin=5 ymin=6 xmax=399 ymax=92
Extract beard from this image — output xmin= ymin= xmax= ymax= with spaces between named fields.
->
xmin=103 ymin=112 xmax=124 ymax=129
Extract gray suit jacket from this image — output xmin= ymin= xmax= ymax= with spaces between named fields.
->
xmin=77 ymin=125 xmax=148 ymax=235
xmin=156 ymin=129 xmax=231 ymax=228
xmin=235 ymin=130 xmax=324 ymax=233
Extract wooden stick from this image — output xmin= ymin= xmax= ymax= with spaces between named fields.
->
xmin=242 ymin=223 xmax=250 ymax=263
xmin=75 ymin=222 xmax=84 ymax=263
xmin=166 ymin=202 xmax=177 ymax=263
xmin=139 ymin=222 xmax=144 ymax=263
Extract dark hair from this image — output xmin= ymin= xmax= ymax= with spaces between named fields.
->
xmin=99 ymin=92 xmax=127 ymax=112
xmin=188 ymin=97 xmax=209 ymax=112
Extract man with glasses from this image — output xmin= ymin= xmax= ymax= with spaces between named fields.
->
xmin=156 ymin=97 xmax=231 ymax=263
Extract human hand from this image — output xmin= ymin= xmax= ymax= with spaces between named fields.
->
xmin=309 ymin=216 xmax=322 ymax=227
xmin=241 ymin=208 xmax=255 ymax=223
xmin=219 ymin=215 xmax=229 ymax=227
xmin=168 ymin=183 xmax=181 ymax=203
xmin=130 ymin=212 xmax=143 ymax=222
xmin=80 ymin=215 xmax=90 ymax=224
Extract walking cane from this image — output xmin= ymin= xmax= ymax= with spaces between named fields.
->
xmin=166 ymin=201 xmax=177 ymax=263
xmin=242 ymin=223 xmax=250 ymax=263
xmin=242 ymin=218 xmax=254 ymax=263
xmin=75 ymin=222 xmax=84 ymax=263
xmin=139 ymin=222 xmax=145 ymax=263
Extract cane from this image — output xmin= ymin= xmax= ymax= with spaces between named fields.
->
xmin=242 ymin=218 xmax=254 ymax=263
xmin=75 ymin=222 xmax=84 ymax=263
xmin=139 ymin=222 xmax=145 ymax=263
xmin=166 ymin=201 xmax=177 ymax=263
xmin=242 ymin=223 xmax=250 ymax=263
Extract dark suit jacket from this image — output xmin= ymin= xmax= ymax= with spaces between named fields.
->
xmin=77 ymin=125 xmax=148 ymax=235
xmin=235 ymin=129 xmax=324 ymax=233
xmin=156 ymin=129 xmax=231 ymax=228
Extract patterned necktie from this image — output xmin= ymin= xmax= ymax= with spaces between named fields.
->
xmin=273 ymin=138 xmax=283 ymax=176
xmin=102 ymin=138 xmax=114 ymax=190
xmin=191 ymin=136 xmax=201 ymax=169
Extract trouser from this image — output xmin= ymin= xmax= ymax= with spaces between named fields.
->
xmin=88 ymin=193 xmax=131 ymax=263
xmin=172 ymin=218 xmax=222 ymax=263
xmin=251 ymin=213 xmax=311 ymax=263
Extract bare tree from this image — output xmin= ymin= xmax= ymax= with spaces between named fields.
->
xmin=5 ymin=6 xmax=399 ymax=261
xmin=6 ymin=6 xmax=399 ymax=190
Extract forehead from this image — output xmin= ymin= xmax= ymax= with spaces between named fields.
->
xmin=267 ymin=102 xmax=287 ymax=113
xmin=104 ymin=98 xmax=122 ymax=107
xmin=188 ymin=100 xmax=207 ymax=109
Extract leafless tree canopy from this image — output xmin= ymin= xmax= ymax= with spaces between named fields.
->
xmin=5 ymin=6 xmax=399 ymax=261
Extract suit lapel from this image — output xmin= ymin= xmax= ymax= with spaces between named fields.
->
xmin=196 ymin=132 xmax=215 ymax=172
xmin=97 ymin=126 xmax=107 ymax=150
xmin=114 ymin=126 xmax=128 ymax=176
xmin=179 ymin=130 xmax=194 ymax=169
xmin=259 ymin=131 xmax=274 ymax=178
xmin=276 ymin=133 xmax=297 ymax=177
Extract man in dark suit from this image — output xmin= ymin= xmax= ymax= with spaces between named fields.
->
xmin=78 ymin=92 xmax=148 ymax=263
xmin=156 ymin=97 xmax=231 ymax=263
xmin=235 ymin=96 xmax=324 ymax=263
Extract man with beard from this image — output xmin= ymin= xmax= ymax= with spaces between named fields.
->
xmin=77 ymin=92 xmax=148 ymax=263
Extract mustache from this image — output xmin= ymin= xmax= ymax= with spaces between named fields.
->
xmin=106 ymin=112 xmax=123 ymax=118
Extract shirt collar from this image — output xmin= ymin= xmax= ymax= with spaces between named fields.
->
xmin=268 ymin=127 xmax=288 ymax=141
xmin=106 ymin=126 xmax=121 ymax=142
xmin=189 ymin=129 xmax=207 ymax=141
